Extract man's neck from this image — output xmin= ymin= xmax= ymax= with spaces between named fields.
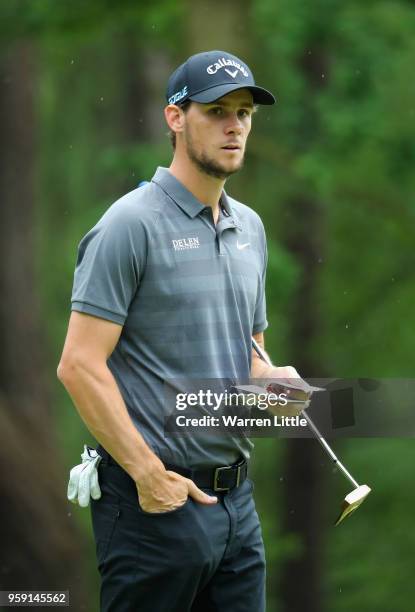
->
xmin=169 ymin=157 xmax=225 ymax=218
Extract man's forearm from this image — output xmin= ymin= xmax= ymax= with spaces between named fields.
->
xmin=58 ymin=361 xmax=165 ymax=484
xmin=251 ymin=352 xmax=274 ymax=378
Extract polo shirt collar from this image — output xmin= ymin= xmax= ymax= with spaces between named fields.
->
xmin=151 ymin=167 xmax=242 ymax=230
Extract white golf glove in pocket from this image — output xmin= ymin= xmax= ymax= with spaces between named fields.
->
xmin=67 ymin=445 xmax=102 ymax=507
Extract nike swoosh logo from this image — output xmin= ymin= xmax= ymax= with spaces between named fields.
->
xmin=237 ymin=241 xmax=250 ymax=250
xmin=225 ymin=69 xmax=239 ymax=79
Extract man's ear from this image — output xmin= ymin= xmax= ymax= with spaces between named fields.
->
xmin=164 ymin=104 xmax=186 ymax=136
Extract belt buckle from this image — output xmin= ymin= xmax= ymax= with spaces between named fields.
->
xmin=213 ymin=465 xmax=241 ymax=492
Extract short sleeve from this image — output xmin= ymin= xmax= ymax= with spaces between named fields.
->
xmin=252 ymin=222 xmax=268 ymax=334
xmin=71 ymin=210 xmax=146 ymax=325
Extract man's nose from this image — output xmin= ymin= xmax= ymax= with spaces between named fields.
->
xmin=225 ymin=113 xmax=243 ymax=134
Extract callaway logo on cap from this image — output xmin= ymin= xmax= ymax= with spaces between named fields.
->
xmin=166 ymin=50 xmax=276 ymax=106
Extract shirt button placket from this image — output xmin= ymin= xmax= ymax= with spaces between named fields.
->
xmin=216 ymin=234 xmax=223 ymax=256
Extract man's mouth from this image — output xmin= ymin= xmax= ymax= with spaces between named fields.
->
xmin=221 ymin=144 xmax=241 ymax=151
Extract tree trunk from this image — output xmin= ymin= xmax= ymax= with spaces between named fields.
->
xmin=0 ymin=40 xmax=88 ymax=609
xmin=279 ymin=45 xmax=330 ymax=612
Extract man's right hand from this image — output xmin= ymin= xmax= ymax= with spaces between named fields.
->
xmin=135 ymin=468 xmax=217 ymax=514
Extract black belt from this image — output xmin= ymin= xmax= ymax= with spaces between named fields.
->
xmin=164 ymin=458 xmax=248 ymax=492
xmin=97 ymin=446 xmax=248 ymax=492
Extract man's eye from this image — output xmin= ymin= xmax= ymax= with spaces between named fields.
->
xmin=238 ymin=109 xmax=250 ymax=118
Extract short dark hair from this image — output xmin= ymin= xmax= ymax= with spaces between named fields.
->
xmin=168 ymin=100 xmax=192 ymax=150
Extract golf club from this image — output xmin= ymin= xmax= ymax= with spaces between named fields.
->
xmin=251 ymin=336 xmax=371 ymax=525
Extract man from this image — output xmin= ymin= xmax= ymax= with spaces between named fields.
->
xmin=58 ymin=50 xmax=308 ymax=612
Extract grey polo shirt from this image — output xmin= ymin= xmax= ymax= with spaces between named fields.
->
xmin=71 ymin=167 xmax=268 ymax=468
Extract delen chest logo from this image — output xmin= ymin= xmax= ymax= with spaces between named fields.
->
xmin=172 ymin=237 xmax=200 ymax=251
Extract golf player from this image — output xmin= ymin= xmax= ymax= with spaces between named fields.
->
xmin=58 ymin=50 xmax=308 ymax=612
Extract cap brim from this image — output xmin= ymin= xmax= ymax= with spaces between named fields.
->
xmin=189 ymin=83 xmax=276 ymax=105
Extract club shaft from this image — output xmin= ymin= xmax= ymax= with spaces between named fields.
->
xmin=251 ymin=337 xmax=360 ymax=489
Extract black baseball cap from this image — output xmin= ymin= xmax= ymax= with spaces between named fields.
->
xmin=166 ymin=50 xmax=276 ymax=106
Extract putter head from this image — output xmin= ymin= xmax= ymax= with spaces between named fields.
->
xmin=334 ymin=484 xmax=371 ymax=526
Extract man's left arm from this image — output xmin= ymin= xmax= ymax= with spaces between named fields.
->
xmin=250 ymin=332 xmax=313 ymax=417
xmin=250 ymin=221 xmax=310 ymax=398
xmin=251 ymin=331 xmax=300 ymax=381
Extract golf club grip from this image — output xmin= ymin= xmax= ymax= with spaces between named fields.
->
xmin=250 ymin=337 xmax=360 ymax=488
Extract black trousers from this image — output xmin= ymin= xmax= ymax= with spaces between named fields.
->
xmin=90 ymin=455 xmax=266 ymax=612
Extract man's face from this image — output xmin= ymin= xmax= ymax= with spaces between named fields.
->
xmin=181 ymin=89 xmax=255 ymax=180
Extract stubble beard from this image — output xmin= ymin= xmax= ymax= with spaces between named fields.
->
xmin=185 ymin=129 xmax=245 ymax=180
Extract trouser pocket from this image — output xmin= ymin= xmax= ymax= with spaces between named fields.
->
xmin=91 ymin=498 xmax=120 ymax=569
